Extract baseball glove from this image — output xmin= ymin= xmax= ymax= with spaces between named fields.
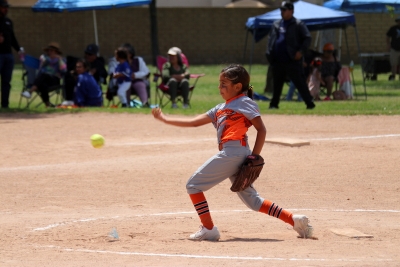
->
xmin=230 ymin=154 xmax=265 ymax=192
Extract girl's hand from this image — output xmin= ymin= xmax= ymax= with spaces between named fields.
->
xmin=152 ymin=108 xmax=165 ymax=122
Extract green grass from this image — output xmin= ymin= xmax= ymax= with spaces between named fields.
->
xmin=2 ymin=64 xmax=400 ymax=115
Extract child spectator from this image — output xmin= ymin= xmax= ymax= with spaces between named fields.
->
xmin=113 ymin=48 xmax=132 ymax=107
xmin=74 ymin=59 xmax=103 ymax=107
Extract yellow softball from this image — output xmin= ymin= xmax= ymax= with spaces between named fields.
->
xmin=90 ymin=134 xmax=105 ymax=148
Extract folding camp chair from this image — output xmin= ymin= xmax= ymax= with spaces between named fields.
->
xmin=153 ymin=55 xmax=205 ymax=108
xmin=18 ymin=55 xmax=64 ymax=108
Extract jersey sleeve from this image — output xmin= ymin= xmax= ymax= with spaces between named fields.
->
xmin=206 ymin=104 xmax=221 ymax=121
xmin=238 ymin=97 xmax=261 ymax=121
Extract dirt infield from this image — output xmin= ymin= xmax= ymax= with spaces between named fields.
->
xmin=1 ymin=113 xmax=400 ymax=267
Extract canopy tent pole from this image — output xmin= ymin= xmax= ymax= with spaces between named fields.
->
xmin=249 ymin=29 xmax=257 ymax=74
xmin=352 ymin=26 xmax=367 ymax=100
xmin=243 ymin=30 xmax=249 ymax=65
xmin=343 ymin=28 xmax=357 ymax=99
xmin=92 ymin=10 xmax=99 ymax=47
xmin=314 ymin=31 xmax=320 ymax=50
xmin=338 ymin=28 xmax=342 ymax=60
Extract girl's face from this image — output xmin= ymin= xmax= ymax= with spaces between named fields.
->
xmin=169 ymin=54 xmax=178 ymax=65
xmin=46 ymin=48 xmax=57 ymax=58
xmin=218 ymin=73 xmax=242 ymax=101
xmin=75 ymin=62 xmax=85 ymax=75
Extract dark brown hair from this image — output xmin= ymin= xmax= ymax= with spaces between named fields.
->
xmin=220 ymin=64 xmax=253 ymax=99
xmin=76 ymin=59 xmax=88 ymax=72
xmin=116 ymin=47 xmax=128 ymax=60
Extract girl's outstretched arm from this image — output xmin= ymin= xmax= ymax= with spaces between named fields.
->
xmin=152 ymin=108 xmax=212 ymax=127
xmin=250 ymin=116 xmax=267 ymax=155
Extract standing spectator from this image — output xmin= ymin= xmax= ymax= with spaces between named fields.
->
xmin=265 ymin=1 xmax=315 ymax=110
xmin=386 ymin=16 xmax=400 ymax=81
xmin=74 ymin=59 xmax=103 ymax=107
xmin=21 ymin=42 xmax=66 ymax=107
xmin=0 ymin=0 xmax=24 ymax=108
xmin=162 ymin=47 xmax=190 ymax=109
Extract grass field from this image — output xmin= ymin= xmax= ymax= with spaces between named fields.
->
xmin=2 ymin=63 xmax=400 ymax=115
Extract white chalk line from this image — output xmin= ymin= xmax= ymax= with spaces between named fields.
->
xmin=309 ymin=133 xmax=400 ymax=141
xmin=35 ymin=245 xmax=392 ymax=262
xmin=32 ymin=208 xmax=400 ymax=232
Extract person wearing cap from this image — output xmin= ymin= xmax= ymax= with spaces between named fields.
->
xmin=386 ymin=17 xmax=400 ymax=81
xmin=162 ymin=47 xmax=190 ymax=108
xmin=21 ymin=42 xmax=67 ymax=107
xmin=320 ymin=43 xmax=341 ymax=100
xmin=0 ymin=0 xmax=24 ymax=108
xmin=84 ymin=44 xmax=107 ymax=84
xmin=265 ymin=1 xmax=315 ymax=110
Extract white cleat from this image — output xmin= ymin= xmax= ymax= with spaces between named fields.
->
xmin=293 ymin=215 xmax=314 ymax=239
xmin=21 ymin=91 xmax=31 ymax=98
xmin=189 ymin=225 xmax=220 ymax=241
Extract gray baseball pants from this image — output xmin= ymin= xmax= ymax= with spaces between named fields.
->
xmin=186 ymin=140 xmax=264 ymax=211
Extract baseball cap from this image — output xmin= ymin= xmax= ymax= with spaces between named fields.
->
xmin=280 ymin=1 xmax=294 ymax=10
xmin=0 ymin=0 xmax=10 ymax=7
xmin=84 ymin=44 xmax=98 ymax=55
xmin=167 ymin=47 xmax=182 ymax=55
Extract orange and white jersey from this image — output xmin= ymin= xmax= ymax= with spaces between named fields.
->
xmin=207 ymin=94 xmax=260 ymax=145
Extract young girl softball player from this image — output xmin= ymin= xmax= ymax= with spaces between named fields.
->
xmin=152 ymin=64 xmax=314 ymax=241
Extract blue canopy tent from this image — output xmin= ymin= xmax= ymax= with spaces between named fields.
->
xmin=32 ymin=0 xmax=152 ymax=47
xmin=323 ymin=0 xmax=400 ymax=13
xmin=244 ymin=0 xmax=367 ymax=99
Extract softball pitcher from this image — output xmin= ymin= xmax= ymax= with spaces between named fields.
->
xmin=152 ymin=64 xmax=314 ymax=241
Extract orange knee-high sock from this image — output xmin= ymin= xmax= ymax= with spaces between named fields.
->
xmin=259 ymin=200 xmax=294 ymax=226
xmin=189 ymin=192 xmax=214 ymax=230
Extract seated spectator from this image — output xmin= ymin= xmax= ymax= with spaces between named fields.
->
xmin=122 ymin=43 xmax=150 ymax=107
xmin=113 ymin=48 xmax=132 ymax=107
xmin=320 ymin=43 xmax=341 ymax=101
xmin=63 ymin=44 xmax=107 ymax=105
xmin=162 ymin=47 xmax=190 ymax=108
xmin=74 ymin=59 xmax=103 ymax=107
xmin=21 ymin=42 xmax=66 ymax=107
xmin=84 ymin=44 xmax=108 ymax=85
